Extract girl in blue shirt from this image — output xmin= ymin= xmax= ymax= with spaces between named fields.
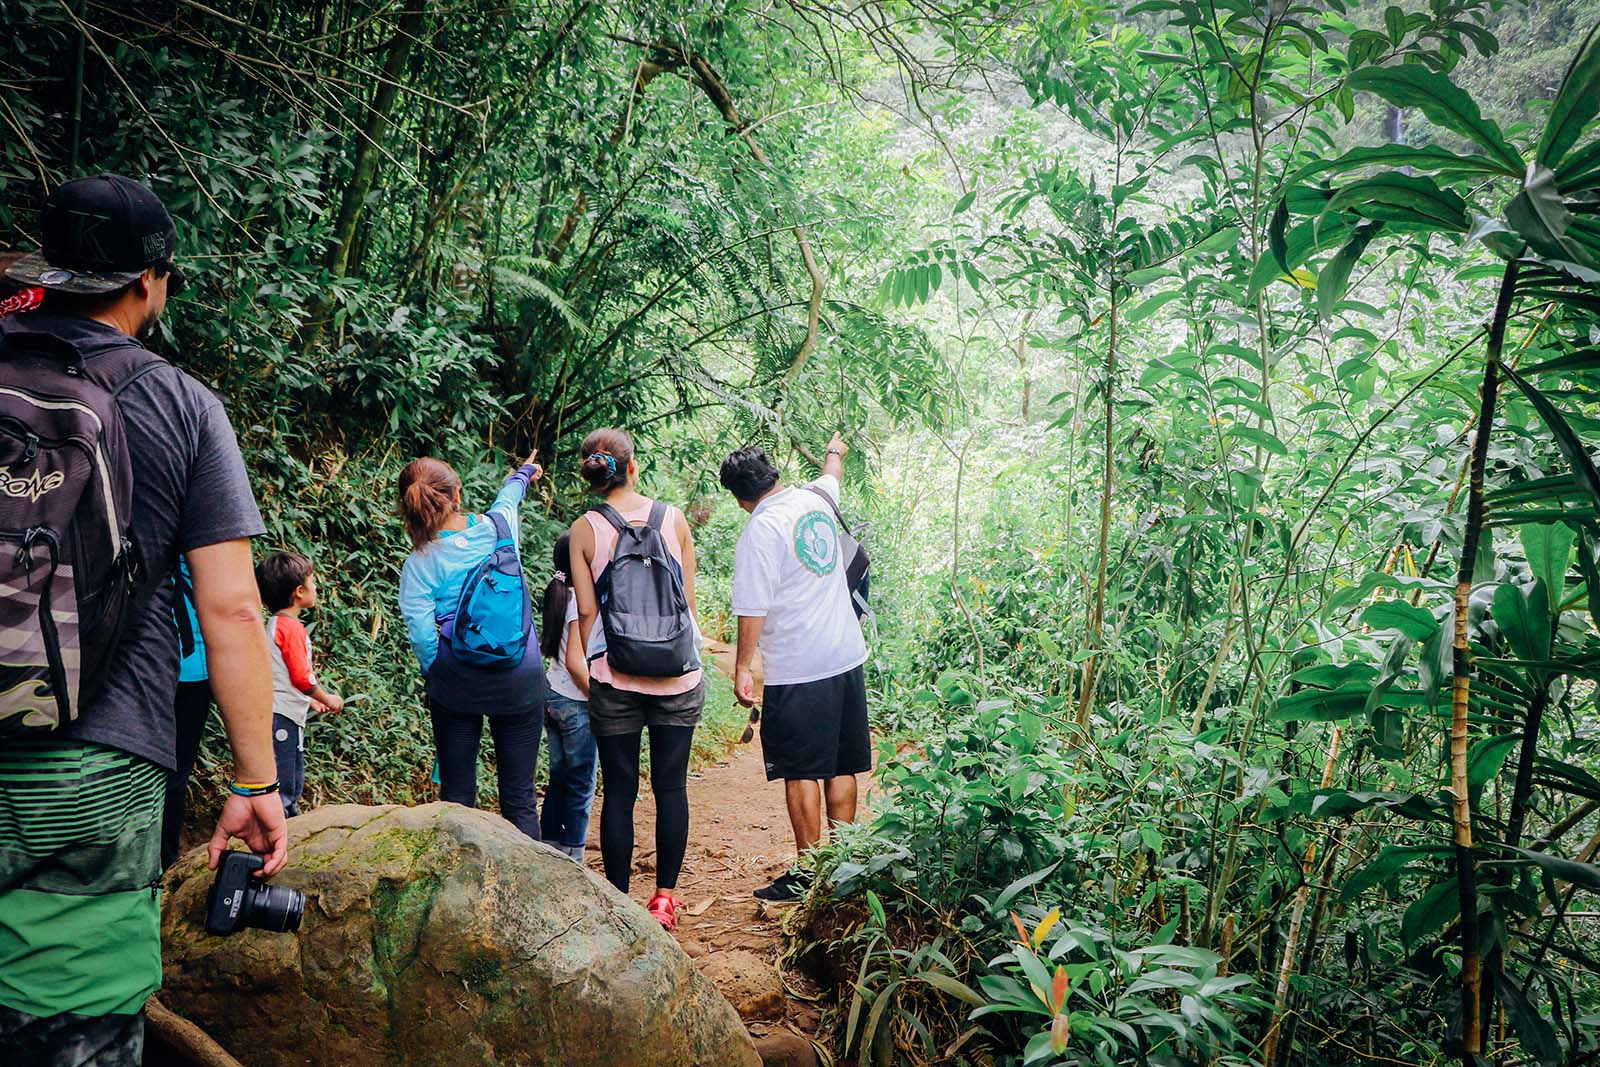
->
xmin=397 ymin=453 xmax=546 ymax=839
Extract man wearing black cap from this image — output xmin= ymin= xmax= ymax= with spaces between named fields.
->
xmin=0 ymin=175 xmax=286 ymax=1066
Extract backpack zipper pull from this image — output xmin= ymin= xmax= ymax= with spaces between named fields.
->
xmin=21 ymin=433 xmax=37 ymax=463
xmin=17 ymin=528 xmax=36 ymax=574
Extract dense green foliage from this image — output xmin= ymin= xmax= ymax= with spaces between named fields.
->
xmin=6 ymin=1 xmax=1600 ymax=1065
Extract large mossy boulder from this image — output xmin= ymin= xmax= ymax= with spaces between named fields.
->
xmin=161 ymin=803 xmax=759 ymax=1067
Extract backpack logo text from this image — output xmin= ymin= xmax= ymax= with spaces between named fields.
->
xmin=0 ymin=467 xmax=66 ymax=503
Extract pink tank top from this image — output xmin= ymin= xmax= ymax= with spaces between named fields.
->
xmin=585 ymin=497 xmax=703 ymax=695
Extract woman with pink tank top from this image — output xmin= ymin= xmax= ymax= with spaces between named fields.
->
xmin=568 ymin=427 xmax=703 ymax=929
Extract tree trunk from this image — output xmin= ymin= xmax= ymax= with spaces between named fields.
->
xmin=298 ymin=0 xmax=427 ymax=354
xmin=1075 ymin=282 xmax=1119 ymax=733
xmin=1451 ymin=256 xmax=1520 ymax=1062
xmin=1261 ymin=726 xmax=1342 ymax=1067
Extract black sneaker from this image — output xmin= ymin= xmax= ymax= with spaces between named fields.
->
xmin=753 ymin=869 xmax=812 ymax=902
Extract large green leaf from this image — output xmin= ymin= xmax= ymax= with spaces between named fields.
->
xmin=1285 ymin=789 xmax=1446 ymax=822
xmin=1340 ymin=844 xmax=1452 ymax=900
xmin=1580 ymin=534 xmax=1600 ymax=631
xmin=1493 ymin=580 xmax=1553 ymax=662
xmin=1346 ymin=65 xmax=1522 ymax=174
xmin=1401 ymin=876 xmax=1459 ymax=950
xmin=1504 ymin=845 xmax=1600 ymax=893
xmin=1270 ymin=685 xmax=1368 ymax=722
xmin=1467 ymin=733 xmax=1522 ymax=788
xmin=1500 ymin=978 xmax=1563 ymax=1067
xmin=1318 ymin=222 xmax=1383 ymax=321
xmin=1507 ymin=164 xmax=1596 ymax=267
xmin=1290 ymin=145 xmax=1510 ymax=185
xmin=1324 ymin=173 xmax=1471 ymax=231
xmin=1248 ymin=218 xmax=1354 ymax=296
xmin=1536 ymin=23 xmax=1600 ymax=170
xmin=1502 ymin=363 xmax=1600 ymax=520
xmin=1519 ymin=523 xmax=1576 ymax=616
xmin=1360 ymin=600 xmax=1438 ymax=640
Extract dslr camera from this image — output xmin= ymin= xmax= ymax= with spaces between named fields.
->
xmin=204 ymin=851 xmax=305 ymax=936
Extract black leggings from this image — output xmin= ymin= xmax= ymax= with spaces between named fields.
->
xmin=429 ymin=702 xmax=542 ymax=841
xmin=596 ymin=725 xmax=694 ymax=893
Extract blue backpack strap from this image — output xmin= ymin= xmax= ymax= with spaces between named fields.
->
xmin=644 ymin=500 xmax=668 ymax=531
xmin=484 ymin=510 xmax=513 ymax=544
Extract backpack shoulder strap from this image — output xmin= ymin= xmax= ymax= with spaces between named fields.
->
xmin=803 ymin=484 xmax=850 ymax=532
xmin=589 ymin=503 xmax=631 ymax=535
xmin=110 ymin=356 xmax=170 ymax=397
xmin=645 ymin=500 xmax=668 ymax=532
xmin=484 ymin=510 xmax=512 ymax=542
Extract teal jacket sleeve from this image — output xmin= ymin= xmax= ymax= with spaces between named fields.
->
xmin=398 ymin=553 xmax=439 ymax=673
xmin=488 ymin=464 xmax=537 ymax=546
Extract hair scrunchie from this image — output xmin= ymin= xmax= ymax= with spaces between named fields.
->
xmin=586 ymin=452 xmax=618 ymax=476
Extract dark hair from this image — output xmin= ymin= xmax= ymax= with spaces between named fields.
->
xmin=579 ymin=428 xmax=634 ymax=493
xmin=256 ymin=551 xmax=313 ymax=612
xmin=539 ymin=532 xmax=574 ymax=661
xmin=397 ymin=457 xmax=462 ymax=550
xmin=719 ymin=447 xmax=781 ymax=503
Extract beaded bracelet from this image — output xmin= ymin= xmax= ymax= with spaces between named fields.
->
xmin=229 ymin=779 xmax=281 ymax=797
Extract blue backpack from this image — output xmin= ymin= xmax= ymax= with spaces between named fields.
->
xmin=449 ymin=512 xmax=531 ymax=669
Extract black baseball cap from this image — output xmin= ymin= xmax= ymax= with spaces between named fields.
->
xmin=5 ymin=174 xmax=179 ymax=295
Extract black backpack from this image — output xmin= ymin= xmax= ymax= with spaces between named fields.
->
xmin=803 ymin=484 xmax=872 ymax=620
xmin=591 ymin=501 xmax=699 ymax=678
xmin=0 ymin=323 xmax=161 ymax=735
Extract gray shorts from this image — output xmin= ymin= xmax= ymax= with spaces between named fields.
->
xmin=588 ymin=679 xmax=705 ymax=737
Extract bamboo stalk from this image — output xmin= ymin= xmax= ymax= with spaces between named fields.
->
xmin=1260 ymin=725 xmax=1343 ymax=1067
xmin=1450 ymin=257 xmax=1521 ymax=1061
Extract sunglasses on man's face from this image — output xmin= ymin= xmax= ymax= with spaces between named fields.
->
xmin=157 ymin=261 xmax=187 ymax=297
xmin=740 ymin=705 xmax=761 ymax=745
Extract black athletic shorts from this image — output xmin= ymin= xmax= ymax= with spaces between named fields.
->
xmin=759 ymin=664 xmax=871 ymax=782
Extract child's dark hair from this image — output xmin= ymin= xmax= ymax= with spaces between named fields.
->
xmin=539 ymin=532 xmax=574 ymax=661
xmin=256 ymin=551 xmax=313 ymax=612
xmin=719 ymin=447 xmax=781 ymax=503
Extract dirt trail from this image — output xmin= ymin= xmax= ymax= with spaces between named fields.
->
xmin=580 ymin=641 xmax=827 ymax=1056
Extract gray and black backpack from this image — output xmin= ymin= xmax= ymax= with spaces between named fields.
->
xmin=0 ymin=321 xmax=160 ymax=734
xmin=590 ymin=501 xmax=700 ymax=678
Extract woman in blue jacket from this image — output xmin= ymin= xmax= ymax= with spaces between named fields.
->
xmin=397 ymin=452 xmax=546 ymax=839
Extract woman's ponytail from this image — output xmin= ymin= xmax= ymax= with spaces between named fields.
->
xmin=579 ymin=427 xmax=634 ymax=493
xmin=397 ymin=457 xmax=462 ymax=550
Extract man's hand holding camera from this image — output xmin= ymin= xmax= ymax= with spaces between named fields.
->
xmin=209 ymin=791 xmax=288 ymax=879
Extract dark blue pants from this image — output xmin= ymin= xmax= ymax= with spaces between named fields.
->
xmin=429 ymin=702 xmax=542 ymax=840
xmin=541 ymin=695 xmax=597 ymax=854
xmin=271 ymin=714 xmax=304 ymax=817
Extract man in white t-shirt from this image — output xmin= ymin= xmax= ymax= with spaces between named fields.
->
xmin=721 ymin=434 xmax=869 ymax=902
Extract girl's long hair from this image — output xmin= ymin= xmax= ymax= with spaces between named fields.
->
xmin=540 ymin=531 xmax=574 ymax=661
xmin=397 ymin=457 xmax=462 ymax=550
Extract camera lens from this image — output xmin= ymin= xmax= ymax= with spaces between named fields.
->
xmin=241 ymin=881 xmax=305 ymax=933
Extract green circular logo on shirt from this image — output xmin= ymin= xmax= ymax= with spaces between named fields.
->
xmin=794 ymin=511 xmax=839 ymax=576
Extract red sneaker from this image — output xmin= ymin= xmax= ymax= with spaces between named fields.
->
xmin=647 ymin=892 xmax=685 ymax=930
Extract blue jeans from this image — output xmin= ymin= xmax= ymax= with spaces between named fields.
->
xmin=542 ymin=694 xmax=596 ymax=855
xmin=272 ymin=714 xmax=304 ymax=817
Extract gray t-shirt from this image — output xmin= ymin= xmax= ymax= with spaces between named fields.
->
xmin=29 ymin=316 xmax=266 ymax=769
